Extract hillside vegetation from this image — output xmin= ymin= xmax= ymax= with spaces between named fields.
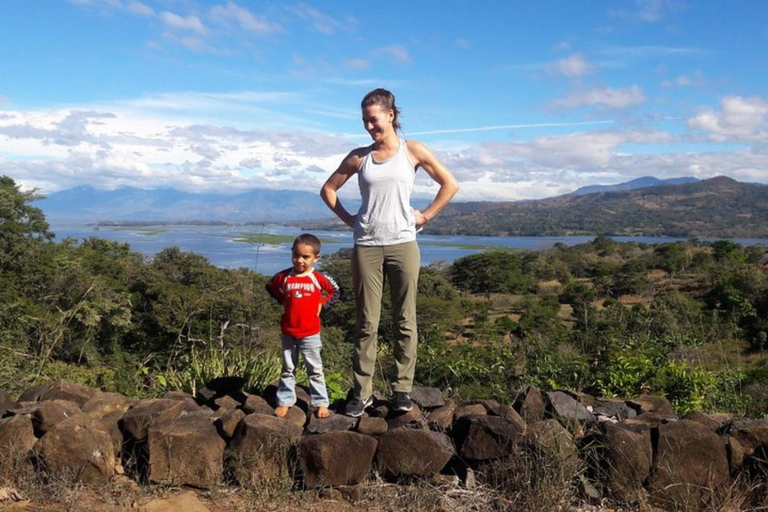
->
xmin=429 ymin=176 xmax=768 ymax=238
xmin=2 ymin=175 xmax=768 ymax=417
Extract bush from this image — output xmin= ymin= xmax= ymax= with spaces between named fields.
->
xmin=416 ymin=338 xmax=522 ymax=402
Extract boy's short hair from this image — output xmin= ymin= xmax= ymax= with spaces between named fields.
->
xmin=293 ymin=233 xmax=322 ymax=255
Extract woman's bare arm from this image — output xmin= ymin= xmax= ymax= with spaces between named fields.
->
xmin=320 ymin=149 xmax=364 ymax=228
xmin=407 ymin=140 xmax=460 ymax=226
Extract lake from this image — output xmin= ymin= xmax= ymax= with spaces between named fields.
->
xmin=50 ymin=223 xmax=767 ymax=277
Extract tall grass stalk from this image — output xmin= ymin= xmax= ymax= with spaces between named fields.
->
xmin=152 ymin=345 xmax=281 ymax=396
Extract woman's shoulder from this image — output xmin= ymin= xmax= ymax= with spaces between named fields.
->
xmin=347 ymin=145 xmax=373 ymax=163
xmin=405 ymin=139 xmax=432 ymax=163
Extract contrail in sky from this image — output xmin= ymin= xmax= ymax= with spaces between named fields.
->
xmin=406 ymin=120 xmax=614 ymax=136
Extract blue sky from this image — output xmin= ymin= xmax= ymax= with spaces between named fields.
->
xmin=1 ymin=0 xmax=766 ymax=201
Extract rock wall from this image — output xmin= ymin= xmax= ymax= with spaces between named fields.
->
xmin=0 ymin=379 xmax=764 ymax=510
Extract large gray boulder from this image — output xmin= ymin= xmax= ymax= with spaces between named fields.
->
xmin=241 ymin=394 xmax=275 ymax=415
xmin=11 ymin=399 xmax=82 ymax=436
xmin=598 ymin=421 xmax=652 ymax=501
xmin=377 ymin=428 xmax=455 ymax=478
xmin=81 ymin=391 xmax=133 ymax=418
xmin=409 ymin=386 xmax=445 ymax=409
xmin=593 ymin=398 xmax=636 ymax=421
xmin=229 ymin=413 xmax=303 ymax=485
xmin=626 ymin=394 xmax=676 ymax=418
xmin=386 ymin=403 xmax=428 ymax=430
xmin=296 ymin=431 xmax=377 ymax=487
xmin=357 ymin=416 xmax=388 ymax=436
xmin=215 ymin=408 xmax=246 ymax=440
xmin=453 ymin=403 xmax=486 ymax=421
xmin=452 ymin=415 xmax=523 ymax=461
xmin=37 ymin=380 xmax=97 ymax=407
xmin=523 ymin=419 xmax=579 ymax=478
xmin=426 ymin=399 xmax=456 ymax=432
xmin=514 ymin=386 xmax=546 ymax=424
xmin=306 ymin=413 xmax=357 ymax=435
xmin=33 ymin=414 xmax=115 ymax=484
xmin=148 ymin=416 xmax=225 ymax=489
xmin=0 ymin=414 xmax=37 ymax=477
xmin=546 ymin=391 xmax=595 ymax=425
xmin=95 ymin=410 xmax=125 ymax=458
xmin=728 ymin=418 xmax=768 ymax=471
xmin=486 ymin=403 xmax=526 ymax=433
xmin=650 ymin=419 xmax=730 ymax=509
xmin=121 ymin=399 xmax=186 ymax=441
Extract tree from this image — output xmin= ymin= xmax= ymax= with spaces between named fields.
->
xmin=0 ymin=176 xmax=53 ymax=271
xmin=450 ymin=251 xmax=535 ymax=295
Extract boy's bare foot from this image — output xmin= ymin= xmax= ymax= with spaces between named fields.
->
xmin=316 ymin=406 xmax=331 ymax=419
xmin=275 ymin=405 xmax=289 ymax=418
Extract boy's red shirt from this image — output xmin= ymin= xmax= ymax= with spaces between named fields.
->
xmin=265 ymin=268 xmax=341 ymax=338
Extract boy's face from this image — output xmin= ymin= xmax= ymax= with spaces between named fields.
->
xmin=292 ymin=243 xmax=319 ymax=273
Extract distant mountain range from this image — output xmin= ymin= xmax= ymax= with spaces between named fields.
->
xmin=571 ymin=176 xmax=699 ymax=196
xmin=38 ymin=175 xmax=701 ymax=225
xmin=428 ymin=176 xmax=768 ymax=238
xmin=38 ymin=186 xmax=356 ymax=224
xmin=36 ymin=176 xmax=768 ymax=238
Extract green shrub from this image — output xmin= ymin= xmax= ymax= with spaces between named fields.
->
xmin=147 ymin=344 xmax=282 ymax=396
xmin=652 ymin=360 xmax=716 ymax=413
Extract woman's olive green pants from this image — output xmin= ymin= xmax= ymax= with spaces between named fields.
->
xmin=351 ymin=241 xmax=420 ymax=400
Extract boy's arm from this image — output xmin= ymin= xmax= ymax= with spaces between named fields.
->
xmin=265 ymin=271 xmax=286 ymax=304
xmin=317 ymin=272 xmax=341 ymax=308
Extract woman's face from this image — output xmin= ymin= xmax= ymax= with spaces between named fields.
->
xmin=362 ymin=104 xmax=394 ymax=142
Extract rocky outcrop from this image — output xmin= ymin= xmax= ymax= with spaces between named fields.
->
xmin=33 ymin=414 xmax=115 ymax=484
xmin=2 ymin=378 xmax=766 ymax=512
xmin=121 ymin=399 xmax=186 ymax=441
xmin=228 ymin=413 xmax=303 ymax=484
xmin=377 ymin=429 xmax=454 ymax=477
xmin=296 ymin=431 xmax=377 ymax=487
xmin=452 ymin=415 xmax=523 ymax=461
xmin=514 ymin=386 xmax=546 ymax=423
xmin=0 ymin=414 xmax=37 ymax=477
xmin=596 ymin=421 xmax=653 ymax=501
xmin=650 ymin=419 xmax=730 ymax=508
xmin=148 ymin=416 xmax=226 ymax=488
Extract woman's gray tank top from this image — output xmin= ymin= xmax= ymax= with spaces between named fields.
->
xmin=354 ymin=139 xmax=417 ymax=246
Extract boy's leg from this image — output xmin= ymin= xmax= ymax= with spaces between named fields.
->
xmin=298 ymin=333 xmax=330 ymax=408
xmin=351 ymin=245 xmax=385 ymax=400
xmin=385 ymin=241 xmax=420 ymax=394
xmin=277 ymin=334 xmax=298 ymax=407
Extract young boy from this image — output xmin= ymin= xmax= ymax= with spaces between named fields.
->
xmin=265 ymin=234 xmax=340 ymax=419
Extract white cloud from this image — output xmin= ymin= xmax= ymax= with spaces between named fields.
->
xmin=552 ymin=86 xmax=646 ymax=109
xmin=371 ymin=45 xmax=411 ymax=64
xmin=126 ymin=1 xmax=153 ymax=16
xmin=609 ymin=0 xmax=685 ymax=23
xmin=688 ymin=96 xmax=768 ymax=142
xmin=161 ymin=32 xmax=218 ymax=53
xmin=2 ymin=91 xmax=765 ymax=202
xmin=291 ymin=3 xmax=345 ymax=35
xmin=635 ymin=0 xmax=684 ymax=22
xmin=209 ymin=2 xmax=283 ymax=36
xmin=160 ymin=11 xmax=207 ymax=36
xmin=598 ymin=45 xmax=706 ymax=65
xmin=342 ymin=58 xmax=370 ymax=71
xmin=550 ymin=53 xmax=594 ymax=78
xmin=661 ymin=70 xmax=705 ymax=88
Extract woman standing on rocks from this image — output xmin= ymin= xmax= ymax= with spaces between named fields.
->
xmin=320 ymin=88 xmax=459 ymax=417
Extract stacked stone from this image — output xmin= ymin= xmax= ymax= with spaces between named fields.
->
xmin=0 ymin=379 xmax=764 ymax=511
